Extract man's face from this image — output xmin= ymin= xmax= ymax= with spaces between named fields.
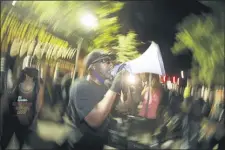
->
xmin=93 ymin=57 xmax=113 ymax=80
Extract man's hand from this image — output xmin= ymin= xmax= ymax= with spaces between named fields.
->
xmin=110 ymin=70 xmax=128 ymax=93
xmin=104 ymin=79 xmax=112 ymax=88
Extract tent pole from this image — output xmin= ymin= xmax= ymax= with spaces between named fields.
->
xmin=145 ymin=73 xmax=152 ymax=118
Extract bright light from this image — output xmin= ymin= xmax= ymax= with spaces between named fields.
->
xmin=177 ymin=78 xmax=180 ymax=85
xmin=80 ymin=13 xmax=98 ymax=29
xmin=127 ymin=74 xmax=136 ymax=85
xmin=12 ymin=1 xmax=17 ymax=6
xmin=167 ymin=81 xmax=173 ymax=90
xmin=181 ymin=71 xmax=184 ymax=78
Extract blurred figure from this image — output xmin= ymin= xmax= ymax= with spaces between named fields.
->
xmin=114 ymin=73 xmax=142 ymax=116
xmin=138 ymin=74 xmax=162 ymax=133
xmin=61 ymin=73 xmax=72 ymax=115
xmin=139 ymin=74 xmax=162 ymax=119
xmin=7 ymin=69 xmax=14 ymax=90
xmin=181 ymin=98 xmax=204 ymax=149
xmin=183 ymin=78 xmax=192 ymax=99
xmin=0 ymin=65 xmax=43 ymax=150
xmin=207 ymin=87 xmax=225 ymax=150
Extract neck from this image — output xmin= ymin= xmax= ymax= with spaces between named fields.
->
xmin=24 ymin=77 xmax=33 ymax=83
xmin=87 ymin=74 xmax=102 ymax=85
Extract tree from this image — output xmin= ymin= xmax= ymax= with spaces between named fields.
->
xmin=113 ymin=31 xmax=141 ymax=62
xmin=14 ymin=1 xmax=124 ymax=54
xmin=1 ymin=1 xmax=141 ymax=78
xmin=172 ymin=13 xmax=224 ymax=86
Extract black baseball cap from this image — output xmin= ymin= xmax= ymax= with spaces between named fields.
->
xmin=22 ymin=67 xmax=39 ymax=78
xmin=84 ymin=50 xmax=116 ymax=69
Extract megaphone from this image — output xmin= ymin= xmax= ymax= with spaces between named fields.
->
xmin=111 ymin=41 xmax=166 ymax=76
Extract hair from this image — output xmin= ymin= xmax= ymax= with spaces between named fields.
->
xmin=10 ymin=69 xmax=39 ymax=96
xmin=151 ymin=74 xmax=161 ymax=90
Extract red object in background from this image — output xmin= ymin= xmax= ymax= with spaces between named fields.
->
xmin=160 ymin=75 xmax=179 ymax=84
xmin=172 ymin=76 xmax=176 ymax=83
xmin=139 ymin=88 xmax=161 ymax=119
xmin=160 ymin=75 xmax=167 ymax=83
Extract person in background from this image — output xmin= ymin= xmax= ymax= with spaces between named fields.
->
xmin=207 ymin=87 xmax=225 ymax=150
xmin=183 ymin=78 xmax=192 ymax=100
xmin=114 ymin=73 xmax=142 ymax=116
xmin=0 ymin=63 xmax=43 ymax=150
xmin=138 ymin=74 xmax=163 ymax=132
xmin=61 ymin=73 xmax=72 ymax=116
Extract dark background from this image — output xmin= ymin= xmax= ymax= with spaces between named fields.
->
xmin=118 ymin=0 xmax=211 ymax=75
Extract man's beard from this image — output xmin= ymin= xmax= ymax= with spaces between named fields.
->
xmin=99 ymin=69 xmax=113 ymax=81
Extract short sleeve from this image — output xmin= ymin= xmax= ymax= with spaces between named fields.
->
xmin=69 ymin=81 xmax=98 ymax=120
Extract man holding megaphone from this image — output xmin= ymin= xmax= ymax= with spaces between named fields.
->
xmin=66 ymin=50 xmax=129 ymax=150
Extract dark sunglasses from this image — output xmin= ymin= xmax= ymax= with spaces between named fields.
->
xmin=100 ymin=58 xmax=112 ymax=64
xmin=92 ymin=58 xmax=112 ymax=65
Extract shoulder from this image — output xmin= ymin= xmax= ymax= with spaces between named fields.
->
xmin=70 ymin=78 xmax=89 ymax=90
xmin=69 ymin=78 xmax=93 ymax=98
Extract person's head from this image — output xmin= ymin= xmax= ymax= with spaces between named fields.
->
xmin=22 ymin=67 xmax=39 ymax=82
xmin=84 ymin=50 xmax=116 ymax=83
xmin=21 ymin=56 xmax=39 ymax=80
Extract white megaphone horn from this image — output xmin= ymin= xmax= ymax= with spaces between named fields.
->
xmin=111 ymin=41 xmax=166 ymax=76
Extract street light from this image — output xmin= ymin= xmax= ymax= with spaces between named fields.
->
xmin=73 ymin=13 xmax=98 ymax=80
xmin=80 ymin=13 xmax=98 ymax=29
xmin=12 ymin=1 xmax=17 ymax=6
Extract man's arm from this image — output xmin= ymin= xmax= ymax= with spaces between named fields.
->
xmin=84 ymin=90 xmax=117 ymax=127
xmin=74 ymin=71 xmax=124 ymax=128
xmin=73 ymin=84 xmax=118 ymax=127
xmin=72 ymin=86 xmax=119 ymax=129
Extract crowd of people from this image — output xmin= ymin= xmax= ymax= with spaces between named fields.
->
xmin=0 ymin=50 xmax=224 ymax=150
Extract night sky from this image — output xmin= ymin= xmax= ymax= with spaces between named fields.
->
xmin=119 ymin=0 xmax=211 ymax=75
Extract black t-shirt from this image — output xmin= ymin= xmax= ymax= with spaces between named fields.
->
xmin=67 ymin=78 xmax=109 ymax=137
xmin=10 ymin=82 xmax=38 ymax=126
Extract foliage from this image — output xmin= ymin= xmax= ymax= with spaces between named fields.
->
xmin=14 ymin=1 xmax=124 ymax=54
xmin=114 ymin=31 xmax=141 ymax=62
xmin=190 ymin=62 xmax=201 ymax=85
xmin=1 ymin=7 xmax=70 ymax=57
xmin=1 ymin=1 xmax=141 ymax=77
xmin=172 ymin=13 xmax=224 ymax=86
